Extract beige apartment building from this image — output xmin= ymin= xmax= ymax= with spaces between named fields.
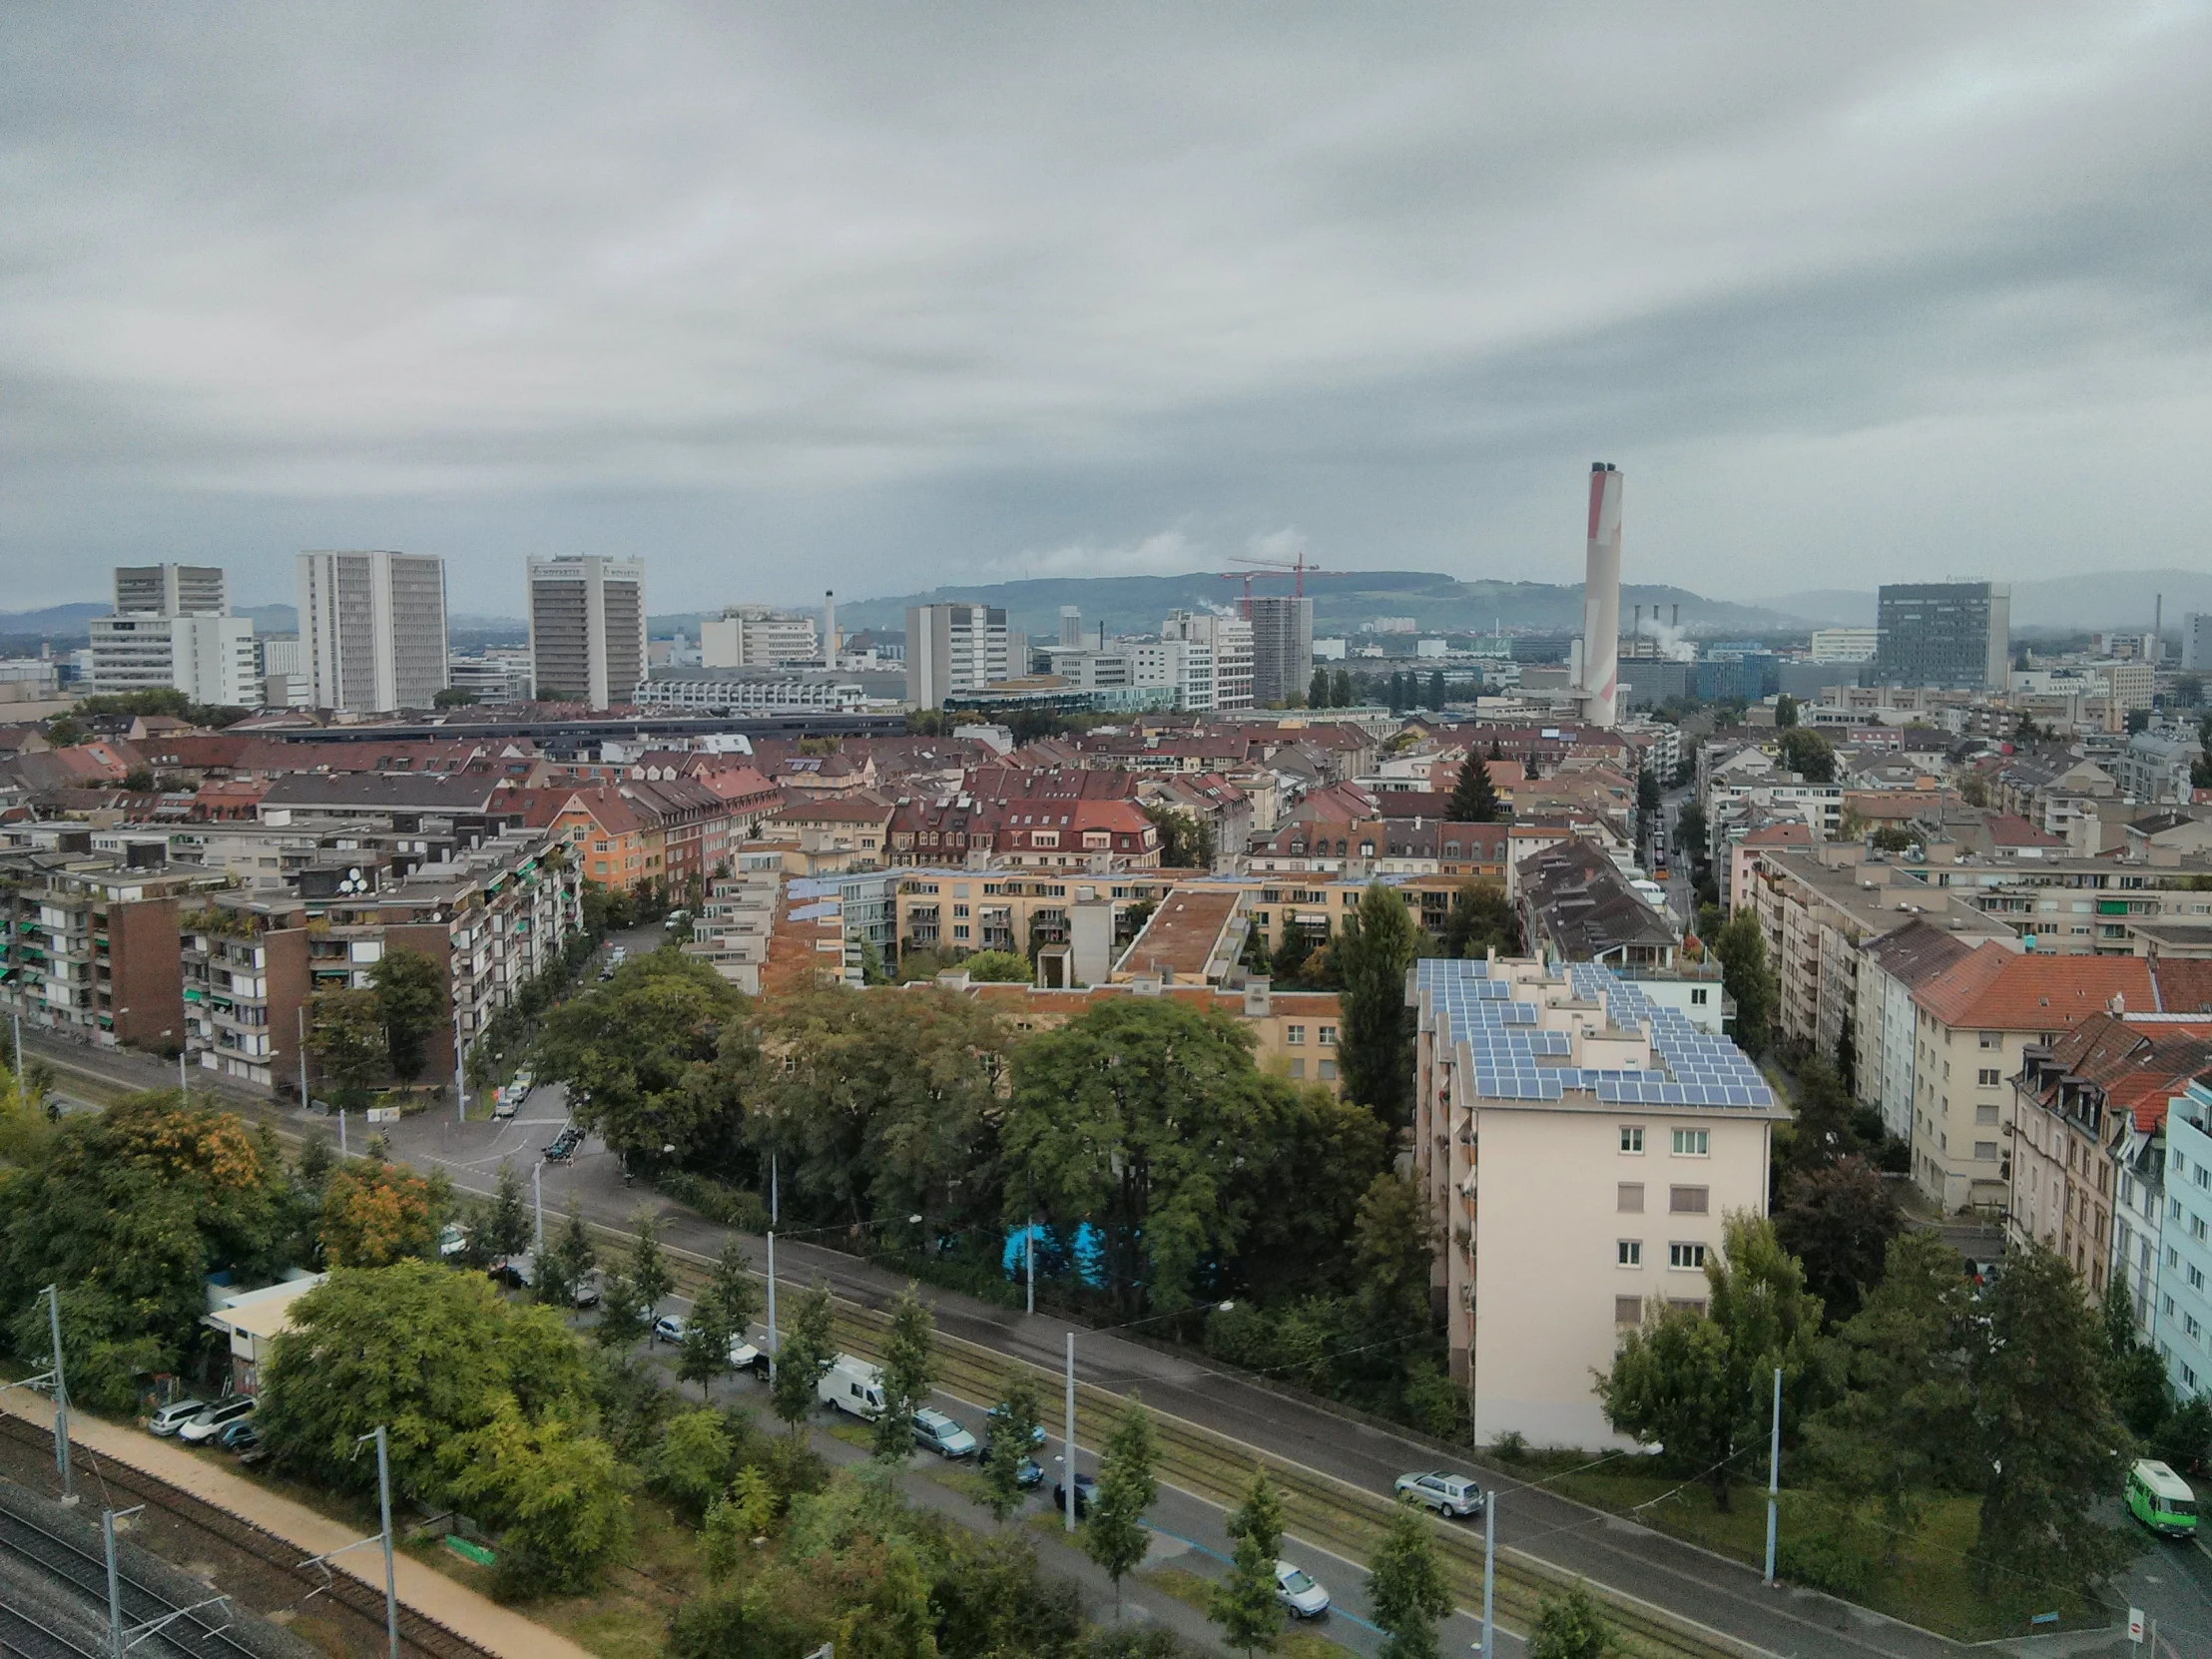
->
xmin=1412 ymin=957 xmax=1784 ymax=1451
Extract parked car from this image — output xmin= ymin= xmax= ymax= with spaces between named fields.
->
xmin=148 ymin=1398 xmax=209 ymax=1437
xmin=215 ymin=1419 xmax=261 ymax=1453
xmin=512 ymin=1069 xmax=534 ymax=1093
xmin=818 ymin=1355 xmax=887 ymax=1419
xmin=1274 ymin=1561 xmax=1330 ymax=1619
xmin=437 ymin=1223 xmax=471 ymax=1258
xmin=910 ymin=1408 xmax=978 ymax=1459
xmin=728 ymin=1336 xmax=771 ymax=1378
xmin=1393 ymin=1471 xmax=1484 ymax=1518
xmin=1052 ymin=1473 xmax=1096 ymax=1519
xmin=978 ymin=1440 xmax=1043 ymax=1487
xmin=179 ymin=1397 xmax=257 ymax=1444
xmin=491 ymin=1088 xmax=519 ymax=1121
xmin=572 ymin=1272 xmax=603 ymax=1310
xmin=652 ymin=1314 xmax=688 ymax=1346
xmin=986 ymin=1401 xmax=1048 ymax=1447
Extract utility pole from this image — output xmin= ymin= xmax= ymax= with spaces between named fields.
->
xmin=359 ymin=1426 xmax=399 ymax=1659
xmin=1025 ymin=1215 xmax=1035 ymax=1317
xmin=453 ymin=1012 xmax=466 ymax=1125
xmin=1481 ymin=1488 xmax=1496 ymax=1658
xmin=1063 ymin=1332 xmax=1077 ymax=1535
xmin=179 ymin=1048 xmax=188 ymax=1100
xmin=533 ymin=1161 xmax=544 ymax=1257
xmin=765 ymin=1229 xmax=778 ymax=1381
xmin=11 ymin=1010 xmax=22 ymax=1094
xmin=296 ymin=1004 xmax=308 ymax=1108
xmin=1764 ymin=1366 xmax=1782 ymax=1587
xmin=104 ymin=1507 xmax=126 ymax=1658
xmin=47 ymin=1284 xmax=71 ymax=1503
xmin=338 ymin=1105 xmax=347 ymax=1158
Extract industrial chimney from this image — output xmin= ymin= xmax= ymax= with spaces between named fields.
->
xmin=1579 ymin=464 xmax=1623 ymax=729
xmin=824 ymin=590 xmax=838 ymax=663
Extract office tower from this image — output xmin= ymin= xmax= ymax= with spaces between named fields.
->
xmin=296 ymin=550 xmax=451 ymax=712
xmin=1873 ymin=582 xmax=2010 ymax=690
xmin=700 ymin=605 xmax=820 ymax=668
xmin=1059 ymin=605 xmax=1084 ymax=647
xmin=2184 ymin=613 xmax=2212 ymax=673
xmin=527 ymin=556 xmax=646 ymax=710
xmin=905 ymin=604 xmax=1010 ymax=708
xmin=1160 ymin=609 xmax=1255 ymax=712
xmin=1576 ymin=462 xmax=1623 ymax=730
xmin=1247 ymin=594 xmax=1314 ymax=708
xmin=89 ymin=562 xmax=259 ymax=705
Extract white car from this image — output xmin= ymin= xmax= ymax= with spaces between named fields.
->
xmin=1394 ymin=1470 xmax=1484 ymax=1518
xmin=148 ymin=1397 xmax=209 ymax=1437
xmin=1275 ymin=1561 xmax=1330 ymax=1619
xmin=178 ymin=1396 xmax=256 ymax=1444
xmin=652 ymin=1314 xmax=688 ymax=1345
xmin=728 ymin=1336 xmax=771 ymax=1378
xmin=910 ymin=1408 xmax=978 ymax=1459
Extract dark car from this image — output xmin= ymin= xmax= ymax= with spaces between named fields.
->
xmin=216 ymin=1419 xmax=261 ymax=1453
xmin=987 ymin=1402 xmax=1049 ymax=1448
xmin=980 ymin=1440 xmax=1043 ymax=1487
xmin=1052 ymin=1473 xmax=1096 ymax=1519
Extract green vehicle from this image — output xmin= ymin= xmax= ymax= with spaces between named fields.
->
xmin=2126 ymin=1458 xmax=2198 ymax=1537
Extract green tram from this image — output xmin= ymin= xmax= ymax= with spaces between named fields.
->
xmin=2126 ymin=1458 xmax=2198 ymax=1537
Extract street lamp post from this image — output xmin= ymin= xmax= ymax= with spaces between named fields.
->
xmin=1055 ymin=1299 xmax=1234 ymax=1536
xmin=761 ymin=1212 xmax=922 ymax=1381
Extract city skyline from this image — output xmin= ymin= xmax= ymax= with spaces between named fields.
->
xmin=5 ymin=6 xmax=2210 ymax=613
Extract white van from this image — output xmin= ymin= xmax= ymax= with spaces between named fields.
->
xmin=818 ymin=1354 xmax=887 ymax=1420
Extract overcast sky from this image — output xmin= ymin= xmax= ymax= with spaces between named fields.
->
xmin=5 ymin=3 xmax=2210 ymax=616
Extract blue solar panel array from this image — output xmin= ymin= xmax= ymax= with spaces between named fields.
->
xmin=1415 ymin=957 xmax=1774 ymax=1110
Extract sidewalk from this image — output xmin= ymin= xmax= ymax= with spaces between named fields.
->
xmin=0 ymin=1391 xmax=597 ymax=1659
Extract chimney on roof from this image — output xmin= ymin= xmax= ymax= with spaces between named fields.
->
xmin=2110 ymin=991 xmax=2126 ymax=1015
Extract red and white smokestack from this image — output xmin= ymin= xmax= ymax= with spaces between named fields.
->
xmin=1581 ymin=463 xmax=1623 ymax=729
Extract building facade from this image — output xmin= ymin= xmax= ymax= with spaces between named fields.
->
xmin=296 ymin=550 xmax=451 ymax=712
xmin=905 ymin=604 xmax=1011 ymax=709
xmin=527 ymin=555 xmax=646 ymax=711
xmin=90 ymin=562 xmax=259 ymax=706
xmin=1873 ymin=582 xmax=2010 ymax=691
xmin=1247 ymin=595 xmax=1315 ymax=710
xmin=700 ymin=607 xmax=821 ymax=668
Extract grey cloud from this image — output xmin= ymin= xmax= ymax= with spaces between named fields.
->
xmin=2 ymin=2 xmax=2208 ymax=613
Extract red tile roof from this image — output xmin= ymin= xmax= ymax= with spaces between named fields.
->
xmin=1913 ymin=945 xmax=2153 ymax=1031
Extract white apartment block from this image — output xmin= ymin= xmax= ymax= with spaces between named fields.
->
xmin=527 ymin=555 xmax=646 ymax=711
xmin=1162 ymin=610 xmax=1254 ymax=711
xmin=296 ymin=551 xmax=450 ymax=713
xmin=700 ymin=606 xmax=821 ymax=669
xmin=1412 ymin=958 xmax=1784 ymax=1451
xmin=1808 ymin=628 xmax=1881 ymax=664
xmin=905 ymin=604 xmax=1010 ymax=709
xmin=90 ymin=565 xmax=258 ymax=706
xmin=115 ymin=564 xmax=228 ymax=616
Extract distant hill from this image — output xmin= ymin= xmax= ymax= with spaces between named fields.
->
xmin=831 ymin=570 xmax=1817 ymax=641
xmin=0 ymin=602 xmax=106 ymax=641
xmin=1759 ymin=589 xmax=1877 ymax=629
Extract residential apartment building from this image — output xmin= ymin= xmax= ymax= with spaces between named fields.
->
xmin=1854 ymin=919 xmax=1976 ymax=1142
xmin=1159 ymin=610 xmax=1256 ymax=712
xmin=700 ymin=606 xmax=821 ymax=669
xmin=1247 ymin=595 xmax=1315 ymax=709
xmin=1873 ymin=582 xmax=2010 ymax=691
xmin=296 ymin=550 xmax=451 ymax=712
xmin=1909 ymin=947 xmax=2159 ymax=1214
xmin=2158 ymin=1078 xmax=2212 ymax=1397
xmin=526 ymin=555 xmax=646 ymax=711
xmin=2007 ymin=1014 xmax=2212 ymax=1301
xmin=1412 ymin=957 xmax=1786 ymax=1447
xmin=90 ymin=563 xmax=259 ymax=706
xmin=905 ymin=604 xmax=1011 ymax=709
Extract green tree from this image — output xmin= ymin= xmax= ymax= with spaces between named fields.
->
xmin=306 ymin=988 xmax=387 ymax=1100
xmin=1773 ymin=694 xmax=1799 ymax=729
xmin=1440 ymin=880 xmax=1518 ymax=960
xmin=1596 ymin=1214 xmax=1824 ymax=1509
xmin=368 ymin=947 xmax=445 ymax=1083
xmin=1444 ymin=751 xmax=1503 ymax=824
xmin=1335 ymin=882 xmax=1421 ymax=1123
xmin=1086 ymin=1397 xmax=1159 ymax=1610
xmin=1309 ymin=667 xmax=1330 ymax=709
xmin=443 ymin=1394 xmax=636 ymax=1593
xmin=1969 ymin=1244 xmax=2135 ymax=1601
xmin=432 ymin=686 xmax=479 ymax=708
xmin=981 ymin=1377 xmax=1043 ymax=1523
xmin=534 ymin=951 xmax=757 ymax=1162
xmin=629 ymin=1210 xmax=674 ymax=1320
xmin=704 ymin=1238 xmax=763 ymax=1348
xmin=678 ymin=1304 xmax=734 ymax=1400
xmin=1773 ymin=1155 xmax=1900 ymax=1326
xmin=1272 ymin=915 xmax=1314 ymax=984
xmin=644 ymin=1405 xmax=736 ymax=1519
xmin=773 ymin=1282 xmax=836 ymax=1433
xmin=1426 ymin=670 xmax=1446 ymax=711
xmin=594 ymin=1263 xmax=649 ymax=1350
xmin=1331 ymin=669 xmax=1353 ymax=708
xmin=1635 ymin=767 xmax=1662 ymax=845
xmin=1368 ymin=1499 xmax=1454 ymax=1659
xmin=485 ymin=1163 xmax=532 ymax=1262
xmin=258 ymin=1260 xmax=591 ymax=1501
xmin=1805 ymin=1229 xmax=1978 ymax=1557
xmin=1530 ymin=1583 xmax=1615 ymax=1659
xmin=1712 ymin=911 xmax=1775 ymax=1056
xmin=541 ymin=1206 xmax=597 ymax=1309
xmin=960 ymin=948 xmax=1033 ymax=982
xmin=873 ymin=1282 xmax=938 ymax=1462
xmin=1002 ymin=998 xmax=1289 ymax=1313
xmin=317 ymin=1159 xmax=436 ymax=1268
xmin=1777 ymin=728 xmax=1838 ymax=784
xmin=1210 ymin=1465 xmax=1287 ymax=1655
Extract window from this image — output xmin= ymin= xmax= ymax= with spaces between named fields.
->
xmin=1317 ymin=1060 xmax=1337 ymax=1082
xmin=1288 ymin=1059 xmax=1305 ymax=1079
xmin=1620 ymin=1126 xmax=1645 ymax=1154
xmin=1669 ymin=1243 xmax=1708 ymax=1270
xmin=1974 ymin=1142 xmax=1998 ymax=1162
xmin=1615 ymin=1296 xmax=1643 ymax=1325
xmin=2170 ymin=1247 xmax=2182 ymax=1270
xmin=1318 ymin=1025 xmax=1337 ymax=1047
xmin=1691 ymin=987 xmax=1708 ymax=1005
xmin=2196 ymin=1215 xmax=2210 ymax=1244
xmin=1286 ymin=1025 xmax=1306 ymax=1045
xmin=1667 ymin=1297 xmax=1709 ymax=1315
xmin=1617 ymin=1241 xmax=1643 ymax=1267
xmin=1617 ymin=1183 xmax=1645 ymax=1214
xmin=1975 ymin=1104 xmax=1998 ymax=1125
xmin=1671 ymin=1129 xmax=1709 ymax=1157
xmin=1669 ymin=1186 xmax=1710 ymax=1215
xmin=1979 ymin=1031 xmax=2000 ymax=1049
xmin=2189 ymin=1315 xmax=2204 ymax=1342
xmin=1976 ymin=1068 xmax=2001 ymax=1087
xmin=2189 ymin=1366 xmax=2202 ymax=1390
xmin=952 ymin=924 xmax=970 ymax=940
xmin=2167 ymin=1295 xmax=2179 ymax=1317
xmin=2189 ymin=1265 xmax=2205 ymax=1293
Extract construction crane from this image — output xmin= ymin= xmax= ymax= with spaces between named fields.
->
xmin=1218 ymin=549 xmax=1338 ymax=616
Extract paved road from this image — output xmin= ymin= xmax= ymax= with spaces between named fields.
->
xmin=27 ymin=1029 xmax=2165 ymax=1659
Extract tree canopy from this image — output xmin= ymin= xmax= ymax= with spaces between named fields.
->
xmin=368 ymin=947 xmax=446 ymax=1081
xmin=1445 ymin=750 xmax=1503 ymax=824
xmin=1335 ymin=882 xmax=1421 ymax=1123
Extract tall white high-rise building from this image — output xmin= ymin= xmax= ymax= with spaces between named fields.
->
xmin=89 ymin=563 xmax=260 ymax=706
xmin=527 ymin=556 xmax=647 ymax=710
xmin=700 ymin=606 xmax=821 ymax=669
xmin=1161 ymin=609 xmax=1255 ymax=712
xmin=296 ymin=551 xmax=450 ymax=713
xmin=905 ymin=604 xmax=1010 ymax=709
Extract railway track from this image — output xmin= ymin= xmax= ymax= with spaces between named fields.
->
xmin=0 ymin=1596 xmax=105 ymax=1659
xmin=0 ymin=1503 xmax=250 ymax=1659
xmin=0 ymin=1416 xmax=492 ymax=1659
